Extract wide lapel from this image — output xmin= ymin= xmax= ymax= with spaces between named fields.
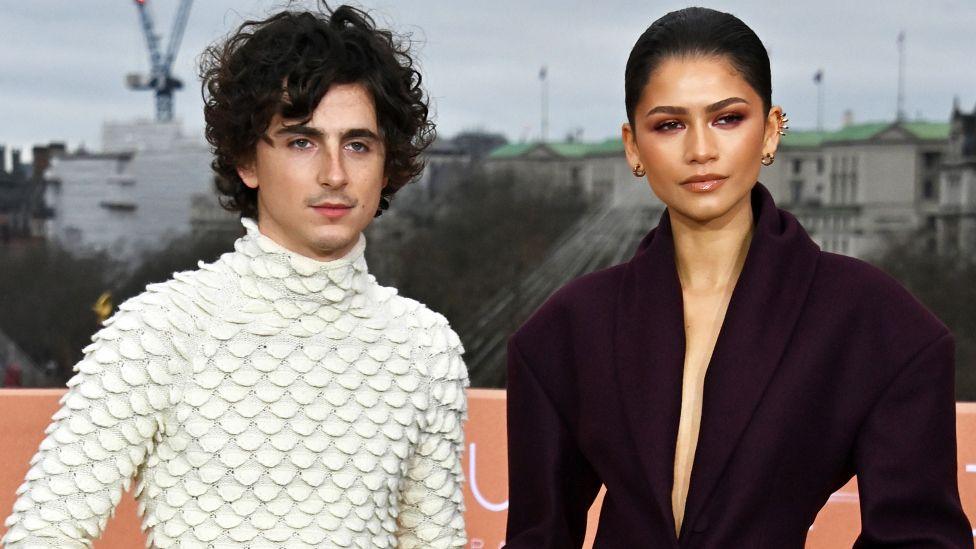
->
xmin=613 ymin=208 xmax=685 ymax=544
xmin=679 ymin=183 xmax=821 ymax=537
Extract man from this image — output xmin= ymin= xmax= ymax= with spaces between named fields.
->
xmin=3 ymin=5 xmax=468 ymax=548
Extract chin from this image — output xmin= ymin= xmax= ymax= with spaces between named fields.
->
xmin=671 ymin=182 xmax=753 ymax=224
xmin=307 ymin=226 xmax=358 ymax=256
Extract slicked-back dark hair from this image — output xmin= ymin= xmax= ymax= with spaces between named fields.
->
xmin=625 ymin=7 xmax=772 ymax=125
xmin=200 ymin=3 xmax=434 ymax=219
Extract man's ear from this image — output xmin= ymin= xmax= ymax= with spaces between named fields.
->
xmin=237 ymin=162 xmax=259 ymax=189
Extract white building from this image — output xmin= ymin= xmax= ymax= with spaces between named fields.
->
xmin=45 ymin=119 xmax=234 ymax=262
xmin=485 ymin=139 xmax=663 ymax=209
xmin=761 ymin=120 xmax=949 ymax=258
xmin=934 ymin=103 xmax=976 ymax=254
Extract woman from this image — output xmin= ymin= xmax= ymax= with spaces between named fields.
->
xmin=504 ymin=7 xmax=971 ymax=548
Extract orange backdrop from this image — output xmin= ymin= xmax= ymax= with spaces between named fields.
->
xmin=0 ymin=388 xmax=973 ymax=548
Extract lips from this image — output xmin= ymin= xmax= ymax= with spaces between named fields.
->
xmin=311 ymin=203 xmax=353 ymax=219
xmin=681 ymin=174 xmax=728 ymax=193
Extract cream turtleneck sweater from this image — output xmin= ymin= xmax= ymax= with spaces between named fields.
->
xmin=2 ymin=219 xmax=469 ymax=548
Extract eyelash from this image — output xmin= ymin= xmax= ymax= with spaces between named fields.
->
xmin=654 ymin=113 xmax=744 ymax=132
xmin=286 ymin=139 xmax=371 ymax=153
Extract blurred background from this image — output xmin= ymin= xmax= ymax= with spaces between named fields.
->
xmin=1 ymin=0 xmax=974 ymax=396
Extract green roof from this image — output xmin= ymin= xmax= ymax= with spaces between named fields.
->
xmin=488 ymin=137 xmax=625 ymax=160
xmin=488 ymin=143 xmax=537 ymax=159
xmin=783 ymin=121 xmax=950 ymax=148
xmin=902 ymin=121 xmax=951 ymax=140
xmin=780 ymin=130 xmax=828 ymax=148
xmin=822 ymin=122 xmax=891 ymax=143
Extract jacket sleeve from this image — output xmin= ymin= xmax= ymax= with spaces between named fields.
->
xmin=395 ymin=322 xmax=469 ymax=548
xmin=505 ymin=338 xmax=602 ymax=548
xmin=2 ymin=302 xmax=186 ymax=548
xmin=852 ymin=332 xmax=974 ymax=548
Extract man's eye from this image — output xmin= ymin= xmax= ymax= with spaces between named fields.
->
xmin=290 ymin=138 xmax=313 ymax=149
xmin=346 ymin=141 xmax=369 ymax=153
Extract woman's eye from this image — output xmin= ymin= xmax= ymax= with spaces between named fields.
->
xmin=655 ymin=120 xmax=682 ymax=132
xmin=346 ymin=141 xmax=369 ymax=153
xmin=714 ymin=113 xmax=744 ymax=126
xmin=290 ymin=138 xmax=313 ymax=149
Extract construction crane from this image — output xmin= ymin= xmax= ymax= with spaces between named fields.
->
xmin=126 ymin=0 xmax=193 ymax=122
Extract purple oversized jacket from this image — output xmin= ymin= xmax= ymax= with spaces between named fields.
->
xmin=505 ymin=183 xmax=972 ymax=548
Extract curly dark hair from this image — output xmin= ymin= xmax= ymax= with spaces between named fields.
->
xmin=199 ymin=3 xmax=435 ymax=218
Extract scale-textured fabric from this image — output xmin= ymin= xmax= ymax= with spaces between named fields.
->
xmin=3 ymin=219 xmax=469 ymax=548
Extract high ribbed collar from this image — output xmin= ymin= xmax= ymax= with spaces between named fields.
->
xmin=219 ymin=218 xmax=373 ymax=311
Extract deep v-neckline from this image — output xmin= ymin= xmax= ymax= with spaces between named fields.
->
xmin=613 ymin=183 xmax=822 ymax=543
xmin=672 ymin=282 xmax=738 ymax=535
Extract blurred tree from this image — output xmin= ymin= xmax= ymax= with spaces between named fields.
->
xmin=0 ymin=243 xmax=112 ymax=384
xmin=367 ymin=167 xmax=589 ymax=386
xmin=113 ymin=227 xmax=241 ymax=305
xmin=868 ymin=232 xmax=976 ymax=401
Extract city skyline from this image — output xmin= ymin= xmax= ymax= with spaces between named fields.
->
xmin=2 ymin=0 xmax=975 ymax=157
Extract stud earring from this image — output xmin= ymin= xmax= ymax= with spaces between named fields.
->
xmin=761 ymin=152 xmax=775 ymax=166
xmin=632 ymin=163 xmax=646 ymax=177
xmin=778 ymin=111 xmax=790 ymax=136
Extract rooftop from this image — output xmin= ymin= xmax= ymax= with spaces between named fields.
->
xmin=781 ymin=120 xmax=950 ymax=148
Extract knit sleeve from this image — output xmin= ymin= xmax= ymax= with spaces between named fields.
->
xmin=2 ymin=295 xmax=188 ymax=548
xmin=395 ymin=319 xmax=469 ymax=548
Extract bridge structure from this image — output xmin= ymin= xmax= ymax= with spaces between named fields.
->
xmin=460 ymin=202 xmax=663 ymax=387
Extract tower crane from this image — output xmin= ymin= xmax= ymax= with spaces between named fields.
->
xmin=126 ymin=0 xmax=193 ymax=122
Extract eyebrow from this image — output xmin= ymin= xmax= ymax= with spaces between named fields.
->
xmin=272 ymin=125 xmax=381 ymax=141
xmin=645 ymin=96 xmax=749 ymax=117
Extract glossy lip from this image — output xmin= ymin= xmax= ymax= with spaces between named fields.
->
xmin=311 ymin=202 xmax=354 ymax=219
xmin=681 ymin=173 xmax=728 ymax=193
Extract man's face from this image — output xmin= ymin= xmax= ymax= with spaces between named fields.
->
xmin=238 ymin=82 xmax=387 ymax=261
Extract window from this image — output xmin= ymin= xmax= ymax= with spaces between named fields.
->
xmin=792 ymin=159 xmax=802 ymax=175
xmin=923 ymin=152 xmax=941 ymax=169
xmin=816 ymin=158 xmax=824 ymax=174
xmin=790 ymin=180 xmax=804 ymax=204
xmin=923 ymin=179 xmax=937 ymax=200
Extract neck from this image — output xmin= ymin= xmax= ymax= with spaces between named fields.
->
xmin=671 ymin=194 xmax=754 ymax=294
xmin=228 ymin=218 xmax=372 ymax=309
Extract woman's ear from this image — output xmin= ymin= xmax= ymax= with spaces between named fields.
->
xmin=622 ymin=122 xmax=641 ymax=171
xmin=762 ymin=105 xmax=784 ymax=158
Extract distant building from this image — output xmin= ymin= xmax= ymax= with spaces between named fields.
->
xmin=368 ymin=135 xmax=475 ymax=250
xmin=0 ymin=143 xmax=59 ymax=244
xmin=761 ymin=120 xmax=949 ymax=258
xmin=45 ymin=119 xmax=236 ymax=263
xmin=485 ymin=138 xmax=662 ymax=209
xmin=934 ymin=102 xmax=976 ymax=254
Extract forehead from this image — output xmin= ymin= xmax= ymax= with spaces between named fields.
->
xmin=275 ymin=82 xmax=379 ymax=130
xmin=641 ymin=55 xmax=759 ymax=107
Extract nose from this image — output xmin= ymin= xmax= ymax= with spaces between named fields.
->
xmin=318 ymin=146 xmax=348 ymax=188
xmin=684 ymin=121 xmax=718 ymax=165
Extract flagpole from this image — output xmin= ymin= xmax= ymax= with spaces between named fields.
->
xmin=896 ymin=31 xmax=906 ymax=122
xmin=815 ymin=69 xmax=824 ymax=133
xmin=813 ymin=69 xmax=823 ymax=132
xmin=540 ymin=65 xmax=549 ymax=143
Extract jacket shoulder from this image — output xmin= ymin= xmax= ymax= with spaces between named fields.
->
xmin=814 ymin=251 xmax=949 ymax=356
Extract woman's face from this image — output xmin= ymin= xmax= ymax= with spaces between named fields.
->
xmin=623 ymin=55 xmax=781 ymax=226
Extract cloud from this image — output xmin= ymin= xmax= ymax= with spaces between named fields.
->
xmin=1 ymin=0 xmax=974 ymax=155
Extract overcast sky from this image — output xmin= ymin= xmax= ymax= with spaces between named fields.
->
xmin=2 ymin=0 xmax=975 ymax=158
